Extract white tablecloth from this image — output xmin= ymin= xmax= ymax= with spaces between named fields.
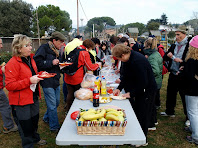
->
xmin=56 ymin=99 xmax=146 ymax=146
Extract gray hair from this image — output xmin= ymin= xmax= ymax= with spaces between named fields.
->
xmin=11 ymin=34 xmax=32 ymax=57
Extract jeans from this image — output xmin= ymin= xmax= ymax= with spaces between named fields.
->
xmin=0 ymin=89 xmax=14 ymax=129
xmin=185 ymin=95 xmax=198 ymax=141
xmin=43 ymin=86 xmax=60 ymax=130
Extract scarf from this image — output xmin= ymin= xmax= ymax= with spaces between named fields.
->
xmin=170 ymin=37 xmax=188 ymax=75
xmin=48 ymin=41 xmax=59 ymax=57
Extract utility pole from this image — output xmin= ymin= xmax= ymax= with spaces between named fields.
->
xmin=80 ymin=18 xmax=84 ymax=35
xmin=77 ymin=0 xmax=79 ymax=35
xmin=36 ymin=7 xmax=41 ymax=46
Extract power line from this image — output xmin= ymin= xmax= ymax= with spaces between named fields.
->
xmin=79 ymin=0 xmax=88 ymax=21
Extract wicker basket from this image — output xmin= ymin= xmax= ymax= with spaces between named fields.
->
xmin=76 ymin=109 xmax=127 ymax=135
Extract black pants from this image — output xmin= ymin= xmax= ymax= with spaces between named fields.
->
xmin=129 ymin=91 xmax=155 ymax=137
xmin=155 ymin=89 xmax=161 ymax=107
xmin=165 ymin=73 xmax=187 ymax=118
xmin=12 ymin=99 xmax=40 ymax=148
xmin=65 ymin=84 xmax=81 ymax=112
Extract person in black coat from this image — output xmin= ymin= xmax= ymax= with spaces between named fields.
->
xmin=160 ymin=28 xmax=192 ymax=126
xmin=34 ymin=31 xmax=66 ymax=132
xmin=112 ymin=44 xmax=157 ymax=140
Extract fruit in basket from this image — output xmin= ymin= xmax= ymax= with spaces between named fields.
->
xmin=105 ymin=114 xmax=119 ymax=121
xmin=107 ymin=111 xmax=120 ymax=117
xmin=106 ymin=108 xmax=118 ymax=112
xmin=99 ymin=117 xmax=107 ymax=121
xmin=82 ymin=113 xmax=102 ymax=120
xmin=118 ymin=115 xmax=125 ymax=122
xmin=79 ymin=117 xmax=85 ymax=121
xmin=118 ymin=111 xmax=124 ymax=116
xmin=78 ymin=108 xmax=125 ymax=122
xmin=71 ymin=111 xmax=79 ymax=120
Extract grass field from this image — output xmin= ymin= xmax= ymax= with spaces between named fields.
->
xmin=0 ymin=74 xmax=197 ymax=148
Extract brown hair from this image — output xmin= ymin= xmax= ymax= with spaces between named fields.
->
xmin=144 ymin=37 xmax=157 ymax=50
xmin=185 ymin=45 xmax=198 ymax=61
xmin=112 ymin=44 xmax=131 ymax=58
xmin=83 ymin=39 xmax=95 ymax=49
xmin=11 ymin=34 xmax=31 ymax=57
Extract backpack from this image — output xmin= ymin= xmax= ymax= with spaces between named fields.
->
xmin=61 ymin=47 xmax=85 ymax=75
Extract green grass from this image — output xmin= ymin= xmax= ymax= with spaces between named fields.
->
xmin=0 ymin=74 xmax=197 ymax=148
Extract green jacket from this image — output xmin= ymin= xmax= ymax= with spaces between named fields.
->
xmin=144 ymin=48 xmax=163 ymax=89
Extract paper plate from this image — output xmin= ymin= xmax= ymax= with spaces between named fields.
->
xmin=38 ymin=73 xmax=56 ymax=78
xmin=59 ymin=62 xmax=73 ymax=66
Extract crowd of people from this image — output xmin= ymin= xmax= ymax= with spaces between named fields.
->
xmin=0 ymin=27 xmax=197 ymax=147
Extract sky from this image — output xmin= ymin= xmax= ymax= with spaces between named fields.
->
xmin=24 ymin=0 xmax=198 ymax=28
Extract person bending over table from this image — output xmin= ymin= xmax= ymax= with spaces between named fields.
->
xmin=112 ymin=44 xmax=157 ymax=142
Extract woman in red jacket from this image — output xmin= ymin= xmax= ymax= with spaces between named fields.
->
xmin=5 ymin=35 xmax=46 ymax=148
xmin=64 ymin=39 xmax=100 ymax=112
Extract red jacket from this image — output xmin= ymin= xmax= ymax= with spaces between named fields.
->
xmin=5 ymin=54 xmax=41 ymax=106
xmin=0 ymin=67 xmax=3 ymax=89
xmin=158 ymin=44 xmax=168 ymax=75
xmin=65 ymin=50 xmax=99 ymax=85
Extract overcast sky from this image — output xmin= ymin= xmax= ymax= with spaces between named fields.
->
xmin=24 ymin=0 xmax=198 ymax=28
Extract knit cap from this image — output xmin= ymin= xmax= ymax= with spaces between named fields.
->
xmin=189 ymin=35 xmax=198 ymax=48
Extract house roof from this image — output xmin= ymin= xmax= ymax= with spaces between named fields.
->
xmin=150 ymin=30 xmax=161 ymax=36
xmin=128 ymin=28 xmax=139 ymax=33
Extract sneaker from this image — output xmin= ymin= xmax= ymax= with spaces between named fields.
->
xmin=36 ymin=139 xmax=47 ymax=146
xmin=135 ymin=142 xmax=148 ymax=147
xmin=185 ymin=120 xmax=190 ymax=127
xmin=160 ymin=112 xmax=175 ymax=117
xmin=155 ymin=122 xmax=159 ymax=126
xmin=186 ymin=136 xmax=198 ymax=145
xmin=184 ymin=127 xmax=191 ymax=133
xmin=3 ymin=124 xmax=18 ymax=134
xmin=148 ymin=127 xmax=156 ymax=131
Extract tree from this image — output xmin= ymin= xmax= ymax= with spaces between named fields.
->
xmin=184 ymin=12 xmax=198 ymax=35
xmin=119 ymin=22 xmax=146 ymax=35
xmin=85 ymin=17 xmax=116 ymax=32
xmin=161 ymin=13 xmax=168 ymax=25
xmin=168 ymin=31 xmax=175 ymax=39
xmin=0 ymin=0 xmax=33 ymax=37
xmin=147 ymin=22 xmax=160 ymax=31
xmin=32 ymin=5 xmax=72 ymax=37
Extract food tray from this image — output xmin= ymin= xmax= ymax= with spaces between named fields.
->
xmin=76 ymin=109 xmax=127 ymax=135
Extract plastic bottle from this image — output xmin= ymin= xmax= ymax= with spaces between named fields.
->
xmin=101 ymin=77 xmax=107 ymax=97
xmin=93 ymin=85 xmax=99 ymax=107
xmin=94 ymin=77 xmax=100 ymax=94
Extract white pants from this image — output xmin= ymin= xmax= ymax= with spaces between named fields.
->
xmin=185 ymin=95 xmax=198 ymax=141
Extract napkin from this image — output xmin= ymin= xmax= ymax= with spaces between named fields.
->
xmin=30 ymin=84 xmax=37 ymax=92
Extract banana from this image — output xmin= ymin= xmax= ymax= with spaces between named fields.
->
xmin=78 ymin=117 xmax=85 ymax=121
xmin=117 ymin=115 xmax=124 ymax=122
xmin=80 ymin=109 xmax=96 ymax=116
xmin=96 ymin=109 xmax=101 ymax=114
xmin=118 ymin=111 xmax=124 ymax=117
xmin=98 ymin=109 xmax=106 ymax=116
xmin=91 ymin=119 xmax=98 ymax=121
xmin=106 ymin=111 xmax=120 ymax=116
xmin=106 ymin=108 xmax=118 ymax=112
xmin=82 ymin=113 xmax=102 ymax=121
xmin=105 ymin=114 xmax=119 ymax=121
xmin=99 ymin=117 xmax=107 ymax=121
